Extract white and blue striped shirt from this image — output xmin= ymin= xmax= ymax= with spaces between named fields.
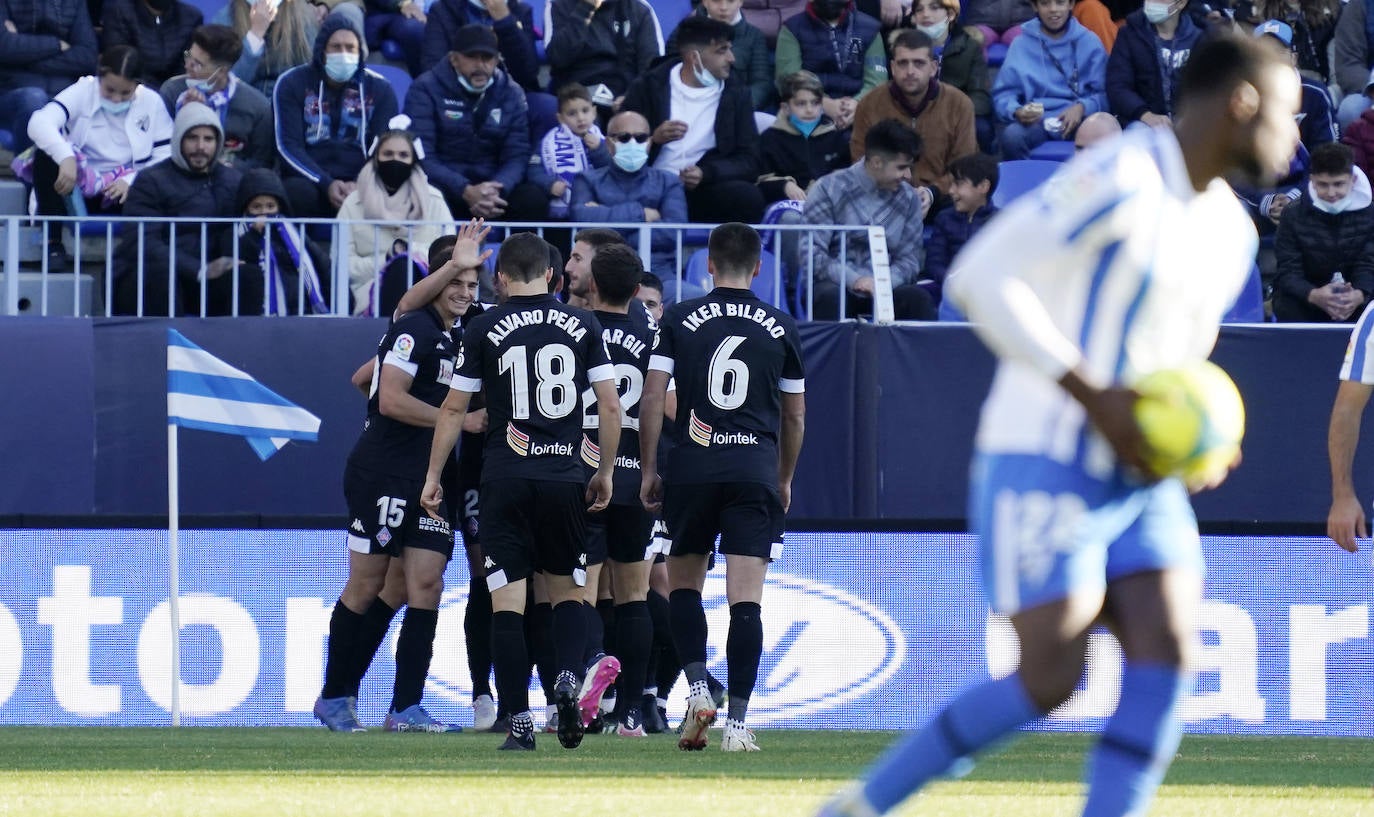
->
xmin=1339 ymin=305 xmax=1374 ymax=383
xmin=947 ymin=125 xmax=1255 ymax=478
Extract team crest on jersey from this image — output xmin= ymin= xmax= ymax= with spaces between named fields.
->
xmin=506 ymin=422 xmax=531 ymax=456
xmin=376 ymin=527 xmax=392 ymax=547
xmin=580 ymin=435 xmax=601 ymax=468
xmin=688 ymin=410 xmax=712 ymax=447
xmin=490 ymin=108 xmax=501 ymax=125
xmin=393 ymin=333 xmax=415 ymax=361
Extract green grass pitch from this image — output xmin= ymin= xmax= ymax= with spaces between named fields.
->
xmin=0 ymin=728 xmax=1367 ymax=816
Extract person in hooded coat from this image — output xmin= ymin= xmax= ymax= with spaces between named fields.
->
xmin=220 ymin=167 xmax=333 ymax=316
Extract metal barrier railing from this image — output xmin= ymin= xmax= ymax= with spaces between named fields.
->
xmin=0 ymin=216 xmax=877 ymax=321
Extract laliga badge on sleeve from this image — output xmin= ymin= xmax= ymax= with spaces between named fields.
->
xmin=393 ymin=333 xmax=415 ymax=361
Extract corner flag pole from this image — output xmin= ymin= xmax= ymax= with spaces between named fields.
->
xmin=167 ymin=421 xmax=183 ymax=727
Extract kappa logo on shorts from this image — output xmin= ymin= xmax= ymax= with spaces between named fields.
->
xmin=349 ymin=518 xmax=365 ymax=534
xmin=506 ymin=422 xmax=530 ymax=456
xmin=580 ymin=434 xmax=601 ymax=468
xmin=688 ymin=410 xmax=712 ymax=447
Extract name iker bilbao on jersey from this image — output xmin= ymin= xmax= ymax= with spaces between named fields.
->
xmin=680 ymin=300 xmax=788 ymax=339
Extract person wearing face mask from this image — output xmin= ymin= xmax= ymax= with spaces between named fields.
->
xmin=1106 ymin=0 xmax=1202 ymax=127
xmin=759 ymin=70 xmax=850 ymax=206
xmin=216 ymin=166 xmax=332 ymax=315
xmin=420 ymin=0 xmax=540 ymax=91
xmin=1272 ymin=142 xmax=1374 ymax=323
xmin=274 ymin=7 xmax=400 ymax=218
xmin=23 ymin=46 xmax=174 ymax=271
xmin=569 ymin=111 xmax=693 ymax=298
xmin=666 ymin=0 xmax=774 ymax=111
xmin=775 ymin=0 xmax=887 ymax=129
xmin=160 ymin=25 xmax=275 ymax=171
xmin=101 ymin=0 xmax=204 ymax=86
xmin=622 ymin=15 xmax=765 ymax=225
xmin=902 ymin=0 xmax=994 ymax=150
xmin=338 ymin=123 xmax=456 ymax=315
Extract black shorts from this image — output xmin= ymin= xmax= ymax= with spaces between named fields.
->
xmin=480 ymin=478 xmax=588 ymax=590
xmin=662 ymin=482 xmax=785 ymax=560
xmin=587 ymin=503 xmax=656 ymax=565
xmin=342 ymin=463 xmax=454 ymax=559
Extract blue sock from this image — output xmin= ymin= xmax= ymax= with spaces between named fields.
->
xmin=1082 ymin=663 xmax=1189 ymax=817
xmin=859 ymin=673 xmax=1042 ymax=814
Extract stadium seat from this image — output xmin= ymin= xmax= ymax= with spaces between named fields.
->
xmin=1222 ymin=264 xmax=1267 ymax=323
xmin=380 ymin=40 xmax=406 ymax=64
xmin=0 ymin=129 xmax=13 ymax=152
xmin=684 ymin=246 xmax=784 ymax=307
xmin=742 ymin=0 xmax=805 ymax=48
xmin=183 ymin=0 xmax=226 ymax=21
xmin=1027 ymin=139 xmax=1075 ymax=161
xmin=527 ymin=91 xmax=559 ymax=145
xmin=531 ymin=0 xmax=546 ymax=62
xmin=985 ymin=42 xmax=1009 ymax=67
xmin=369 ymin=63 xmax=411 ymax=106
xmin=655 ymin=0 xmax=696 ymax=34
xmin=991 ymin=159 xmax=1060 ymax=208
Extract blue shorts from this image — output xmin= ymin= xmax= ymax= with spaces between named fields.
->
xmin=970 ymin=453 xmax=1203 ymax=616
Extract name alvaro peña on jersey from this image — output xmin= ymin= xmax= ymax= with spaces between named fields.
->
xmin=486 ymin=308 xmax=588 ymax=346
xmin=680 ymin=301 xmax=786 ymax=338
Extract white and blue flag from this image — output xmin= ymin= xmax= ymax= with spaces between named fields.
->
xmin=166 ymin=329 xmax=321 ymax=460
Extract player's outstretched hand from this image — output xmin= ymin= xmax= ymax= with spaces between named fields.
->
xmin=452 ymin=219 xmax=493 ymax=270
xmin=420 ymin=478 xmax=445 ymax=521
xmin=1327 ymin=494 xmax=1366 ymax=553
xmin=587 ymin=473 xmax=612 ymax=513
xmin=640 ymin=473 xmax=663 ymax=514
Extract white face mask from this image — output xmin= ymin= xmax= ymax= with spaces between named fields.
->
xmin=917 ymin=19 xmax=949 ymax=41
xmin=324 ymin=53 xmax=359 ymax=83
xmin=1313 ymin=196 xmax=1352 ymax=214
xmin=100 ymin=97 xmax=132 ymax=116
xmin=1142 ymin=1 xmax=1173 ymax=23
xmin=612 ymin=139 xmax=649 ymax=172
xmin=692 ymin=51 xmax=719 ymax=88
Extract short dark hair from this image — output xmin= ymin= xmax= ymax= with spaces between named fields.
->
xmin=498 ymin=232 xmax=552 ymax=283
xmin=591 ymin=243 xmax=644 ymax=306
xmin=638 ymin=271 xmax=664 ymax=294
xmin=675 ymin=15 xmax=733 ymax=54
xmin=1177 ymin=32 xmax=1289 ymax=115
xmin=98 ymin=45 xmax=143 ymax=82
xmin=707 ymin=222 xmax=761 ymax=280
xmin=573 ymin=228 xmax=627 ymax=251
xmin=1310 ymin=142 xmax=1354 ymax=176
xmin=556 ymin=83 xmax=592 ymax=110
xmin=888 ymin=28 xmax=934 ymax=55
xmin=427 ymin=234 xmax=458 ymax=270
xmin=546 ymin=240 xmax=564 ymax=293
xmin=192 ymin=24 xmax=243 ymax=66
xmin=949 ymin=152 xmax=1000 ymax=195
xmin=864 ymin=118 xmax=922 ymax=161
xmin=777 ymin=70 xmax=824 ymax=101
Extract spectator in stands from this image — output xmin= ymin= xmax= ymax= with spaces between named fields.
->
xmin=849 ymin=29 xmax=976 ymax=216
xmin=759 ymin=70 xmax=849 ymax=205
xmin=1072 ymin=108 xmax=1120 ymax=148
xmin=1106 ymin=0 xmax=1202 ymax=126
xmin=359 ymin=0 xmax=428 ymax=77
xmin=218 ymin=0 xmax=321 ymax=96
xmin=545 ymin=0 xmax=664 ymax=113
xmin=337 ymin=122 xmax=454 ymax=314
xmin=804 ymin=119 xmax=934 ymax=320
xmin=1334 ymin=0 xmax=1374 ymax=128
xmin=112 ymin=102 xmax=243 ymax=316
xmin=224 ymin=167 xmax=332 ymax=315
xmin=1273 ymin=142 xmax=1374 ymax=323
xmin=1252 ymin=0 xmax=1337 ymax=84
xmin=1254 ymin=20 xmax=1335 ymax=150
xmin=406 ymin=24 xmax=544 ymax=221
xmin=623 ymin=15 xmax=765 ymax=224
xmin=420 ymin=0 xmax=540 ymax=90
xmin=101 ymin=0 xmax=203 ymax=86
xmin=0 ymin=0 xmax=98 ymax=158
xmin=274 ymin=8 xmax=399 ymax=218
xmin=570 ymin=110 xmax=692 ymax=296
xmin=906 ymin=0 xmax=995 ymax=150
xmin=1073 ymin=0 xmax=1119 ymax=53
xmin=925 ymin=152 xmax=997 ymax=308
xmin=24 ymin=46 xmax=174 ymax=271
xmin=775 ymin=0 xmax=887 ymax=129
xmin=161 ymin=24 xmax=275 ymax=171
xmin=991 ymin=0 xmax=1108 ymax=158
xmin=667 ymin=0 xmax=774 ymax=111
xmin=530 ymin=84 xmax=609 ymax=220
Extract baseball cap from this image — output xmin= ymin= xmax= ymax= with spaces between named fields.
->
xmin=1253 ymin=19 xmax=1294 ymax=48
xmin=452 ymin=24 xmax=500 ymax=56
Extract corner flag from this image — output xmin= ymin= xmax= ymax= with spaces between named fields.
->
xmin=166 ymin=328 xmax=321 ymax=460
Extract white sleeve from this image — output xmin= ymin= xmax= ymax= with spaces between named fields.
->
xmin=1339 ymin=305 xmax=1374 ymax=383
xmin=28 ymin=80 xmax=87 ymax=164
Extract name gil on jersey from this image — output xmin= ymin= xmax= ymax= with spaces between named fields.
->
xmin=680 ymin=302 xmax=786 ymax=339
xmin=603 ymin=327 xmax=647 ymax=359
xmin=487 ymin=308 xmax=588 ymax=346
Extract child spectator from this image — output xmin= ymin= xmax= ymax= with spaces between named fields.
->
xmin=221 ymin=167 xmax=332 ymax=315
xmin=529 ymin=84 xmax=609 ymax=220
xmin=22 ymin=46 xmax=174 ymax=270
xmin=759 ymin=71 xmax=849 ymax=205
xmin=926 ymin=152 xmax=998 ymax=310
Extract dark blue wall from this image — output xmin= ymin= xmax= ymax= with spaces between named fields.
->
xmin=0 ymin=318 xmax=1359 ymax=527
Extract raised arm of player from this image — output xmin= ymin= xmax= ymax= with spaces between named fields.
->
xmin=379 ymin=364 xmax=445 ymax=428
xmin=393 ymin=219 xmax=493 ymax=317
xmin=1327 ymin=379 xmax=1372 ymax=553
xmin=587 ymin=377 xmax=622 ymax=512
xmin=639 ymin=369 xmax=670 ymax=514
xmin=778 ymin=392 xmax=805 ymax=513
xmin=421 ymin=386 xmax=475 ymax=519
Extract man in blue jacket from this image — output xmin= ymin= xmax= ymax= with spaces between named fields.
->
xmin=274 ymin=8 xmax=399 ymax=218
xmin=0 ymin=0 xmax=99 ymax=155
xmin=406 ymin=24 xmax=545 ymax=222
xmin=1106 ymin=0 xmax=1203 ymax=127
xmin=419 ymin=0 xmax=540 ymax=91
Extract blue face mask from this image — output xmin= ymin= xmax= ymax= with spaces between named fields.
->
xmin=456 ymin=73 xmax=486 ymax=94
xmin=613 ymin=140 xmax=649 ymax=173
xmin=100 ymin=98 xmax=132 ymax=116
xmin=190 ymin=68 xmax=223 ymax=95
xmin=324 ymin=53 xmax=358 ymax=83
xmin=917 ymin=19 xmax=949 ymax=41
xmin=692 ymin=52 xmax=719 ymax=89
xmin=789 ymin=113 xmax=820 ymax=137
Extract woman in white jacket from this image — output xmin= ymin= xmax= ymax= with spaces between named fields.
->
xmin=337 ymin=118 xmax=454 ymax=316
xmin=25 ymin=45 xmax=175 ymax=269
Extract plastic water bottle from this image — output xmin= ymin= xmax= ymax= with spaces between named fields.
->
xmin=1333 ymin=272 xmax=1350 ymax=292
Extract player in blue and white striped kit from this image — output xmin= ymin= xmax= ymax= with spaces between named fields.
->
xmin=819 ymin=33 xmax=1301 ymax=817
xmin=1325 ymin=303 xmax=1374 ymax=553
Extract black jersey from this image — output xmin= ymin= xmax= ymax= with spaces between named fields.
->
xmin=650 ymin=287 xmax=805 ymax=486
xmin=453 ymin=293 xmax=614 ymax=484
xmin=580 ymin=303 xmax=657 ymax=504
xmin=348 ymin=304 xmax=458 ymax=479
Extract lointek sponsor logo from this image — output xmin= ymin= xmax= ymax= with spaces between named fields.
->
xmin=422 ymin=572 xmax=906 ymax=726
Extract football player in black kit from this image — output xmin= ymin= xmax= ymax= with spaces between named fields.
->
xmin=422 ymin=231 xmax=622 ymax=751
xmin=639 ymin=223 xmax=807 ymax=752
xmin=316 ymin=224 xmax=491 ymax=734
